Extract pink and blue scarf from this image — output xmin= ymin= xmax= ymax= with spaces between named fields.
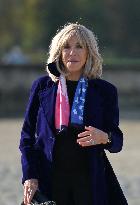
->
xmin=55 ymin=74 xmax=88 ymax=131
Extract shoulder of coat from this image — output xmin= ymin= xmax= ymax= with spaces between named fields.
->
xmin=89 ymin=78 xmax=117 ymax=91
xmin=33 ymin=75 xmax=55 ymax=90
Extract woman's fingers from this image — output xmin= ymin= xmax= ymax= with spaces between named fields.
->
xmin=27 ymin=188 xmax=36 ymax=204
xmin=24 ymin=186 xmax=37 ymax=204
xmin=78 ymin=130 xmax=91 ymax=138
xmin=77 ymin=135 xmax=90 ymax=143
xmin=78 ymin=126 xmax=96 ymax=138
xmin=23 ymin=179 xmax=38 ymax=205
xmin=77 ymin=126 xmax=95 ymax=146
xmin=78 ymin=140 xmax=94 ymax=147
xmin=24 ymin=185 xmax=28 ymax=204
xmin=77 ymin=126 xmax=107 ymax=146
xmin=77 ymin=126 xmax=96 ymax=139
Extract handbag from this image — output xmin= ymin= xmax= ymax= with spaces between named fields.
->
xmin=21 ymin=190 xmax=56 ymax=205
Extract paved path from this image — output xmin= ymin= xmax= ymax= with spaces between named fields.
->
xmin=0 ymin=119 xmax=139 ymax=205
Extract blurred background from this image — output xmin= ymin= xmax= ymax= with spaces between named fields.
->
xmin=0 ymin=0 xmax=140 ymax=204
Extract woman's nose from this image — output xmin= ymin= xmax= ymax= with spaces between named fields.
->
xmin=69 ymin=48 xmax=76 ymax=55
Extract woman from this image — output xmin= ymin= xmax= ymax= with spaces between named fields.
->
xmin=19 ymin=23 xmax=128 ymax=205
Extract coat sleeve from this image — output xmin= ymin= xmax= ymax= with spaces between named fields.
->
xmin=19 ymin=79 xmax=40 ymax=183
xmin=103 ymin=85 xmax=123 ymax=153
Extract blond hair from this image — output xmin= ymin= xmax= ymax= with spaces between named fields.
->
xmin=46 ymin=23 xmax=103 ymax=81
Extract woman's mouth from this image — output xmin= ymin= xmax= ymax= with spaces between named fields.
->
xmin=68 ymin=60 xmax=79 ymax=63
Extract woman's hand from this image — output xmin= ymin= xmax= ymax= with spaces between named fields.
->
xmin=77 ymin=126 xmax=108 ymax=147
xmin=23 ymin=179 xmax=38 ymax=205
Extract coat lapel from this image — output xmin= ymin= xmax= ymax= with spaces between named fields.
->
xmin=39 ymin=82 xmax=58 ymax=128
xmin=84 ymin=79 xmax=104 ymax=129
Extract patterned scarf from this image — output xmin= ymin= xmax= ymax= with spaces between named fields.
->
xmin=55 ymin=74 xmax=88 ymax=131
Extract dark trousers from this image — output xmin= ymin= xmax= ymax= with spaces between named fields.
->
xmin=52 ymin=173 xmax=93 ymax=205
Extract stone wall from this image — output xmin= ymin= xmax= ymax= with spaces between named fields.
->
xmin=0 ymin=64 xmax=139 ymax=117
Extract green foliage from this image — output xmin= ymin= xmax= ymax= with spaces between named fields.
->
xmin=0 ymin=0 xmax=139 ymax=59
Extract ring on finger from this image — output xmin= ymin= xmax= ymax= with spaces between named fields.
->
xmin=89 ymin=139 xmax=96 ymax=145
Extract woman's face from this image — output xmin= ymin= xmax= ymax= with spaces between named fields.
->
xmin=61 ymin=34 xmax=87 ymax=79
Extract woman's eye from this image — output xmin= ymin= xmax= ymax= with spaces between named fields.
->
xmin=63 ymin=43 xmax=83 ymax=49
xmin=76 ymin=44 xmax=83 ymax=48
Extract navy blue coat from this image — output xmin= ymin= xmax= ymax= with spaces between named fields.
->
xmin=19 ymin=75 xmax=128 ymax=205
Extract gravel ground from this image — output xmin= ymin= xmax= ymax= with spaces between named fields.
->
xmin=0 ymin=118 xmax=140 ymax=205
